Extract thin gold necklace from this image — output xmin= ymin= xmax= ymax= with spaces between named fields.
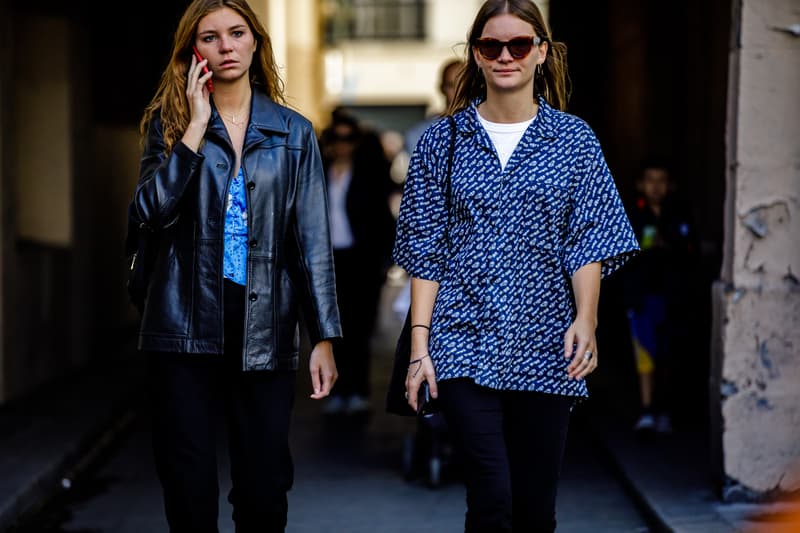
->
xmin=220 ymin=104 xmax=249 ymax=128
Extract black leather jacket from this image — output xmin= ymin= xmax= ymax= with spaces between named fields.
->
xmin=131 ymin=91 xmax=341 ymax=371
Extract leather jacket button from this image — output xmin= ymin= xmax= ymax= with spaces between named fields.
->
xmin=249 ymin=239 xmax=258 ymax=248
xmin=247 ymin=181 xmax=256 ymax=190
xmin=249 ymin=292 xmax=258 ymax=302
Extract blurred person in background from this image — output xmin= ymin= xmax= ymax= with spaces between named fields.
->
xmin=393 ymin=58 xmax=466 ymax=319
xmin=624 ymin=157 xmax=699 ymax=435
xmin=381 ymin=129 xmax=409 ymax=218
xmin=405 ymin=58 xmax=465 ymax=156
xmin=392 ymin=0 xmax=638 ymax=530
xmin=319 ymin=110 xmax=396 ymax=415
xmin=128 ymin=0 xmax=341 ymax=530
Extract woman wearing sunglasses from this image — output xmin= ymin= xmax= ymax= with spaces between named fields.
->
xmin=393 ymin=0 xmax=638 ymax=531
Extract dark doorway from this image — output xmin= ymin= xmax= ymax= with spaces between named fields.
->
xmin=550 ymin=0 xmax=731 ymax=431
xmin=86 ymin=0 xmax=188 ymax=125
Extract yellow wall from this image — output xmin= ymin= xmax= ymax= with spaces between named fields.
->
xmin=14 ymin=16 xmax=72 ymax=247
xmin=250 ymin=0 xmax=324 ymax=126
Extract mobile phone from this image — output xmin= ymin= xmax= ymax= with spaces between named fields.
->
xmin=417 ymin=381 xmax=440 ymax=418
xmin=192 ymin=46 xmax=214 ymax=93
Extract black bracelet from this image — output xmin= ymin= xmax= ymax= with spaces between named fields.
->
xmin=408 ymin=354 xmax=430 ymax=377
xmin=408 ymin=354 xmax=430 ymax=366
xmin=411 ymin=324 xmax=430 ymax=331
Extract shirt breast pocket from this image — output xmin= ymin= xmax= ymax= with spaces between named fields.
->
xmin=514 ymin=182 xmax=573 ymax=330
xmin=519 ymin=182 xmax=569 ymax=252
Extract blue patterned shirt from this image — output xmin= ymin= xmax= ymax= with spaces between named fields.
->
xmin=393 ymin=97 xmax=639 ymax=397
xmin=224 ymin=167 xmax=248 ymax=285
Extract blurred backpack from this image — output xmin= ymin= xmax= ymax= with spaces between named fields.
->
xmin=124 ymin=203 xmax=157 ymax=316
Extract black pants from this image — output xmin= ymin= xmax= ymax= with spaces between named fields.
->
xmin=149 ymin=279 xmax=296 ymax=533
xmin=438 ymin=379 xmax=573 ymax=533
xmin=332 ymin=247 xmax=382 ymax=398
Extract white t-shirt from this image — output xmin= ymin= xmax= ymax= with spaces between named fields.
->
xmin=477 ymin=115 xmax=534 ymax=171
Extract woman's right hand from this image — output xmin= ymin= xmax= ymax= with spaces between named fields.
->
xmin=405 ymin=353 xmax=437 ymax=413
xmin=406 ymin=278 xmax=440 ymax=412
xmin=182 ymin=55 xmax=212 ymax=150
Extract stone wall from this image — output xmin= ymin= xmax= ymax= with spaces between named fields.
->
xmin=717 ymin=0 xmax=800 ymax=497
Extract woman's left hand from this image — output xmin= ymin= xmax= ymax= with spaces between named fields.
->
xmin=564 ymin=316 xmax=598 ymax=380
xmin=309 ymin=340 xmax=338 ymax=399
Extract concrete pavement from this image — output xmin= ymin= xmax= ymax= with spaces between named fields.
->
xmin=0 ymin=286 xmax=792 ymax=532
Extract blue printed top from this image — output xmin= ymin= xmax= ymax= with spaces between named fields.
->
xmin=392 ymin=97 xmax=639 ymax=397
xmin=223 ymin=167 xmax=248 ymax=285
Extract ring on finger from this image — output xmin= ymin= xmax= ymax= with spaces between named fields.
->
xmin=583 ymin=351 xmax=593 ymax=361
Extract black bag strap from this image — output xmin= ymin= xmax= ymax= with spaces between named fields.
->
xmin=444 ymin=115 xmax=456 ymax=248
xmin=385 ymin=116 xmax=458 ymax=417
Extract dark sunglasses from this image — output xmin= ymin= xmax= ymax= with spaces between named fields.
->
xmin=473 ymin=35 xmax=543 ymax=60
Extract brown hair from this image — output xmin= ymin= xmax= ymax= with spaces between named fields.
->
xmin=138 ymin=0 xmax=285 ymax=153
xmin=447 ymin=0 xmax=571 ymax=114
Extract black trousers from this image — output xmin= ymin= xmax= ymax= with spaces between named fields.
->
xmin=437 ymin=379 xmax=573 ymax=533
xmin=148 ymin=279 xmax=296 ymax=533
xmin=332 ymin=247 xmax=382 ymax=398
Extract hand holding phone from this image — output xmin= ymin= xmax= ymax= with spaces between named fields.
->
xmin=416 ymin=381 xmax=440 ymax=418
xmin=192 ymin=46 xmax=214 ymax=93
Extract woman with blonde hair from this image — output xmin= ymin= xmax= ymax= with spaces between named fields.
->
xmin=393 ymin=0 xmax=638 ymax=530
xmin=128 ymin=0 xmax=340 ymax=530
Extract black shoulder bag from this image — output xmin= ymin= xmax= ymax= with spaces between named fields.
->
xmin=124 ymin=203 xmax=158 ymax=316
xmin=386 ymin=116 xmax=457 ymax=417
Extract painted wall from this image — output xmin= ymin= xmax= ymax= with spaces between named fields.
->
xmin=718 ymin=0 xmax=800 ymax=497
xmin=14 ymin=17 xmax=72 ymax=247
xmin=321 ymin=0 xmax=487 ymax=118
xmin=1 ymin=14 xmax=78 ymax=401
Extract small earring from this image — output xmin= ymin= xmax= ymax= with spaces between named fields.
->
xmin=536 ymin=64 xmax=543 ymax=77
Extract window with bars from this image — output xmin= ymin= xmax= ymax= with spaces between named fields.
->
xmin=323 ymin=0 xmax=426 ymax=43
